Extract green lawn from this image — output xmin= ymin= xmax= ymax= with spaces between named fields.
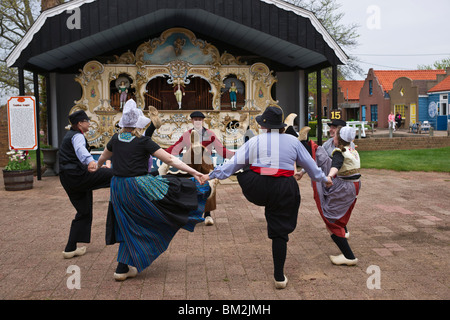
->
xmin=359 ymin=147 xmax=450 ymax=172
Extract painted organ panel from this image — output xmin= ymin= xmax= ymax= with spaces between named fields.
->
xmin=70 ymin=28 xmax=279 ymax=149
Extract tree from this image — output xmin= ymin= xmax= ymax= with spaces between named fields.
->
xmin=1 ymin=0 xmax=63 ymax=144
xmin=0 ymin=0 xmax=40 ymax=98
xmin=286 ymin=0 xmax=363 ymax=79
xmin=418 ymin=57 xmax=450 ymax=70
xmin=285 ymin=0 xmax=362 ymax=116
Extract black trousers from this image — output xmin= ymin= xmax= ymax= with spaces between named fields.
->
xmin=60 ymin=168 xmax=113 ymax=247
xmin=237 ymin=170 xmax=300 ymax=241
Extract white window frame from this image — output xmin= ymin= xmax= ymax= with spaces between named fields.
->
xmin=440 ymin=94 xmax=448 ymax=116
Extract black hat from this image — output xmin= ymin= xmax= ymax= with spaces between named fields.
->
xmin=190 ymin=111 xmax=206 ymax=119
xmin=328 ymin=119 xmax=347 ymax=127
xmin=256 ymin=106 xmax=287 ymax=129
xmin=69 ymin=110 xmax=90 ymax=125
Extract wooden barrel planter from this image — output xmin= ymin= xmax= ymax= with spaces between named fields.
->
xmin=2 ymin=169 xmax=34 ymax=191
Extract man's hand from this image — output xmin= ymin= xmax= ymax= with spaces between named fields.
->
xmin=88 ymin=160 xmax=97 ymax=172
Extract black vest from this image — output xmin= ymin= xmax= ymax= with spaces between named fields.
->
xmin=59 ymin=129 xmax=90 ymax=173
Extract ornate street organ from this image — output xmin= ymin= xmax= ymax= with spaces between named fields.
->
xmin=70 ymin=28 xmax=279 ymax=149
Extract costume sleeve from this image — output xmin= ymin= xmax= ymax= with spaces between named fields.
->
xmin=209 ymin=141 xmax=249 ymax=180
xmin=331 ymin=148 xmax=344 ymax=170
xmin=72 ymin=133 xmax=94 ymax=165
xmin=165 ymin=131 xmax=189 ymax=155
xmin=145 ymin=137 xmax=161 ymax=154
xmin=210 ymin=131 xmax=235 ymax=159
xmin=106 ymin=134 xmax=115 ymax=152
xmin=295 ymin=142 xmax=328 ymax=183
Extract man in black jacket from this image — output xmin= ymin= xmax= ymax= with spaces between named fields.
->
xmin=59 ymin=110 xmax=113 ymax=258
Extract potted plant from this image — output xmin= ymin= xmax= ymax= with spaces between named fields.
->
xmin=3 ymin=149 xmax=34 ymax=191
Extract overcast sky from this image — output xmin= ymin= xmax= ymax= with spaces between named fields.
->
xmin=337 ymin=0 xmax=450 ymax=79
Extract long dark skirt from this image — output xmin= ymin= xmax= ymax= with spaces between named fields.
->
xmin=237 ymin=170 xmax=300 ymax=241
xmin=110 ymin=174 xmax=208 ymax=272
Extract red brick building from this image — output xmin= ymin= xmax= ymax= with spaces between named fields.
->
xmin=336 ymin=80 xmax=364 ymax=121
xmin=359 ymin=69 xmax=446 ymax=128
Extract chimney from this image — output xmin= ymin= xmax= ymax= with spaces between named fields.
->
xmin=41 ymin=0 xmax=64 ymax=12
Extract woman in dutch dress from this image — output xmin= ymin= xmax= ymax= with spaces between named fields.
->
xmin=94 ymin=99 xmax=212 ymax=280
xmin=297 ymin=126 xmax=361 ymax=266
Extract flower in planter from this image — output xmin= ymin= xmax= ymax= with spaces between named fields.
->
xmin=5 ymin=149 xmax=32 ymax=171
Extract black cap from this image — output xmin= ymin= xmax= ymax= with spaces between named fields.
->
xmin=69 ymin=110 xmax=90 ymax=125
xmin=255 ymin=106 xmax=287 ymax=129
xmin=190 ymin=111 xmax=206 ymax=119
xmin=328 ymin=119 xmax=347 ymax=127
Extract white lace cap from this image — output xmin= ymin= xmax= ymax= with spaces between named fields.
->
xmin=118 ymin=99 xmax=150 ymax=129
xmin=339 ymin=126 xmax=356 ymax=142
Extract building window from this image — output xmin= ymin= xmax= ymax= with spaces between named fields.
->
xmin=369 ymin=80 xmax=373 ymax=95
xmin=440 ymin=94 xmax=448 ymax=116
xmin=370 ymin=105 xmax=378 ymax=121
xmin=394 ymin=105 xmax=405 ymax=117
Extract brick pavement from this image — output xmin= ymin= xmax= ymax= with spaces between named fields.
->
xmin=0 ymin=169 xmax=449 ymax=300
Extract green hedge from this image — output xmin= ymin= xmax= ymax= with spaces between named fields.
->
xmin=308 ymin=121 xmax=317 ymax=137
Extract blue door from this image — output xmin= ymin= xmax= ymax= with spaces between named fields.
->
xmin=436 ymin=115 xmax=448 ymax=130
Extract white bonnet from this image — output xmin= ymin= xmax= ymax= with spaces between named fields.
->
xmin=339 ymin=126 xmax=356 ymax=143
xmin=118 ymin=99 xmax=150 ymax=129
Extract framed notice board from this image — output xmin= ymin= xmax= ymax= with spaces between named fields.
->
xmin=7 ymin=96 xmax=38 ymax=150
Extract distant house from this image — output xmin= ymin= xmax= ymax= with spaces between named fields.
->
xmin=359 ymin=69 xmax=390 ymax=127
xmin=360 ymin=69 xmax=446 ymax=128
xmin=420 ymin=68 xmax=450 ymax=130
xmin=336 ymin=80 xmax=364 ymax=121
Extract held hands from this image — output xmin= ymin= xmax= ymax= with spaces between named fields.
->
xmin=87 ymin=160 xmax=111 ymax=172
xmin=325 ymin=176 xmax=333 ymax=188
xmin=199 ymin=173 xmax=210 ymax=185
xmin=87 ymin=160 xmax=97 ymax=172
xmin=192 ymin=171 xmax=203 ymax=184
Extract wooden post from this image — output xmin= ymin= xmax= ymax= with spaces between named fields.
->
xmin=33 ymin=72 xmax=42 ymax=181
xmin=332 ymin=65 xmax=338 ymax=111
xmin=317 ymin=69 xmax=322 ymax=145
xmin=18 ymin=68 xmax=25 ymax=96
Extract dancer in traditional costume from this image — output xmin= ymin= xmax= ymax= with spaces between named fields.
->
xmin=59 ymin=110 xmax=113 ymax=259
xmin=297 ymin=126 xmax=361 ymax=266
xmin=200 ymin=107 xmax=332 ymax=289
xmin=163 ymin=111 xmax=235 ymax=226
xmin=95 ymin=100 xmax=211 ymax=281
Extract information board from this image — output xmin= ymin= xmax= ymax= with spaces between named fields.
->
xmin=7 ymin=96 xmax=38 ymax=150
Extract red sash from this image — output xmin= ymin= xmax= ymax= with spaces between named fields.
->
xmin=250 ymin=165 xmax=294 ymax=177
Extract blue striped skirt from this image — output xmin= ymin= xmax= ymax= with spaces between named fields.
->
xmin=110 ymin=174 xmax=209 ymax=272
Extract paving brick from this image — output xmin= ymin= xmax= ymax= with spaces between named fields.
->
xmin=0 ymin=168 xmax=449 ymax=300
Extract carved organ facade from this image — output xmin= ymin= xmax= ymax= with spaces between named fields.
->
xmin=70 ymin=28 xmax=279 ymax=149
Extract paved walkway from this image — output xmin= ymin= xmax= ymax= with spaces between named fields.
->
xmin=0 ymin=169 xmax=449 ymax=300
